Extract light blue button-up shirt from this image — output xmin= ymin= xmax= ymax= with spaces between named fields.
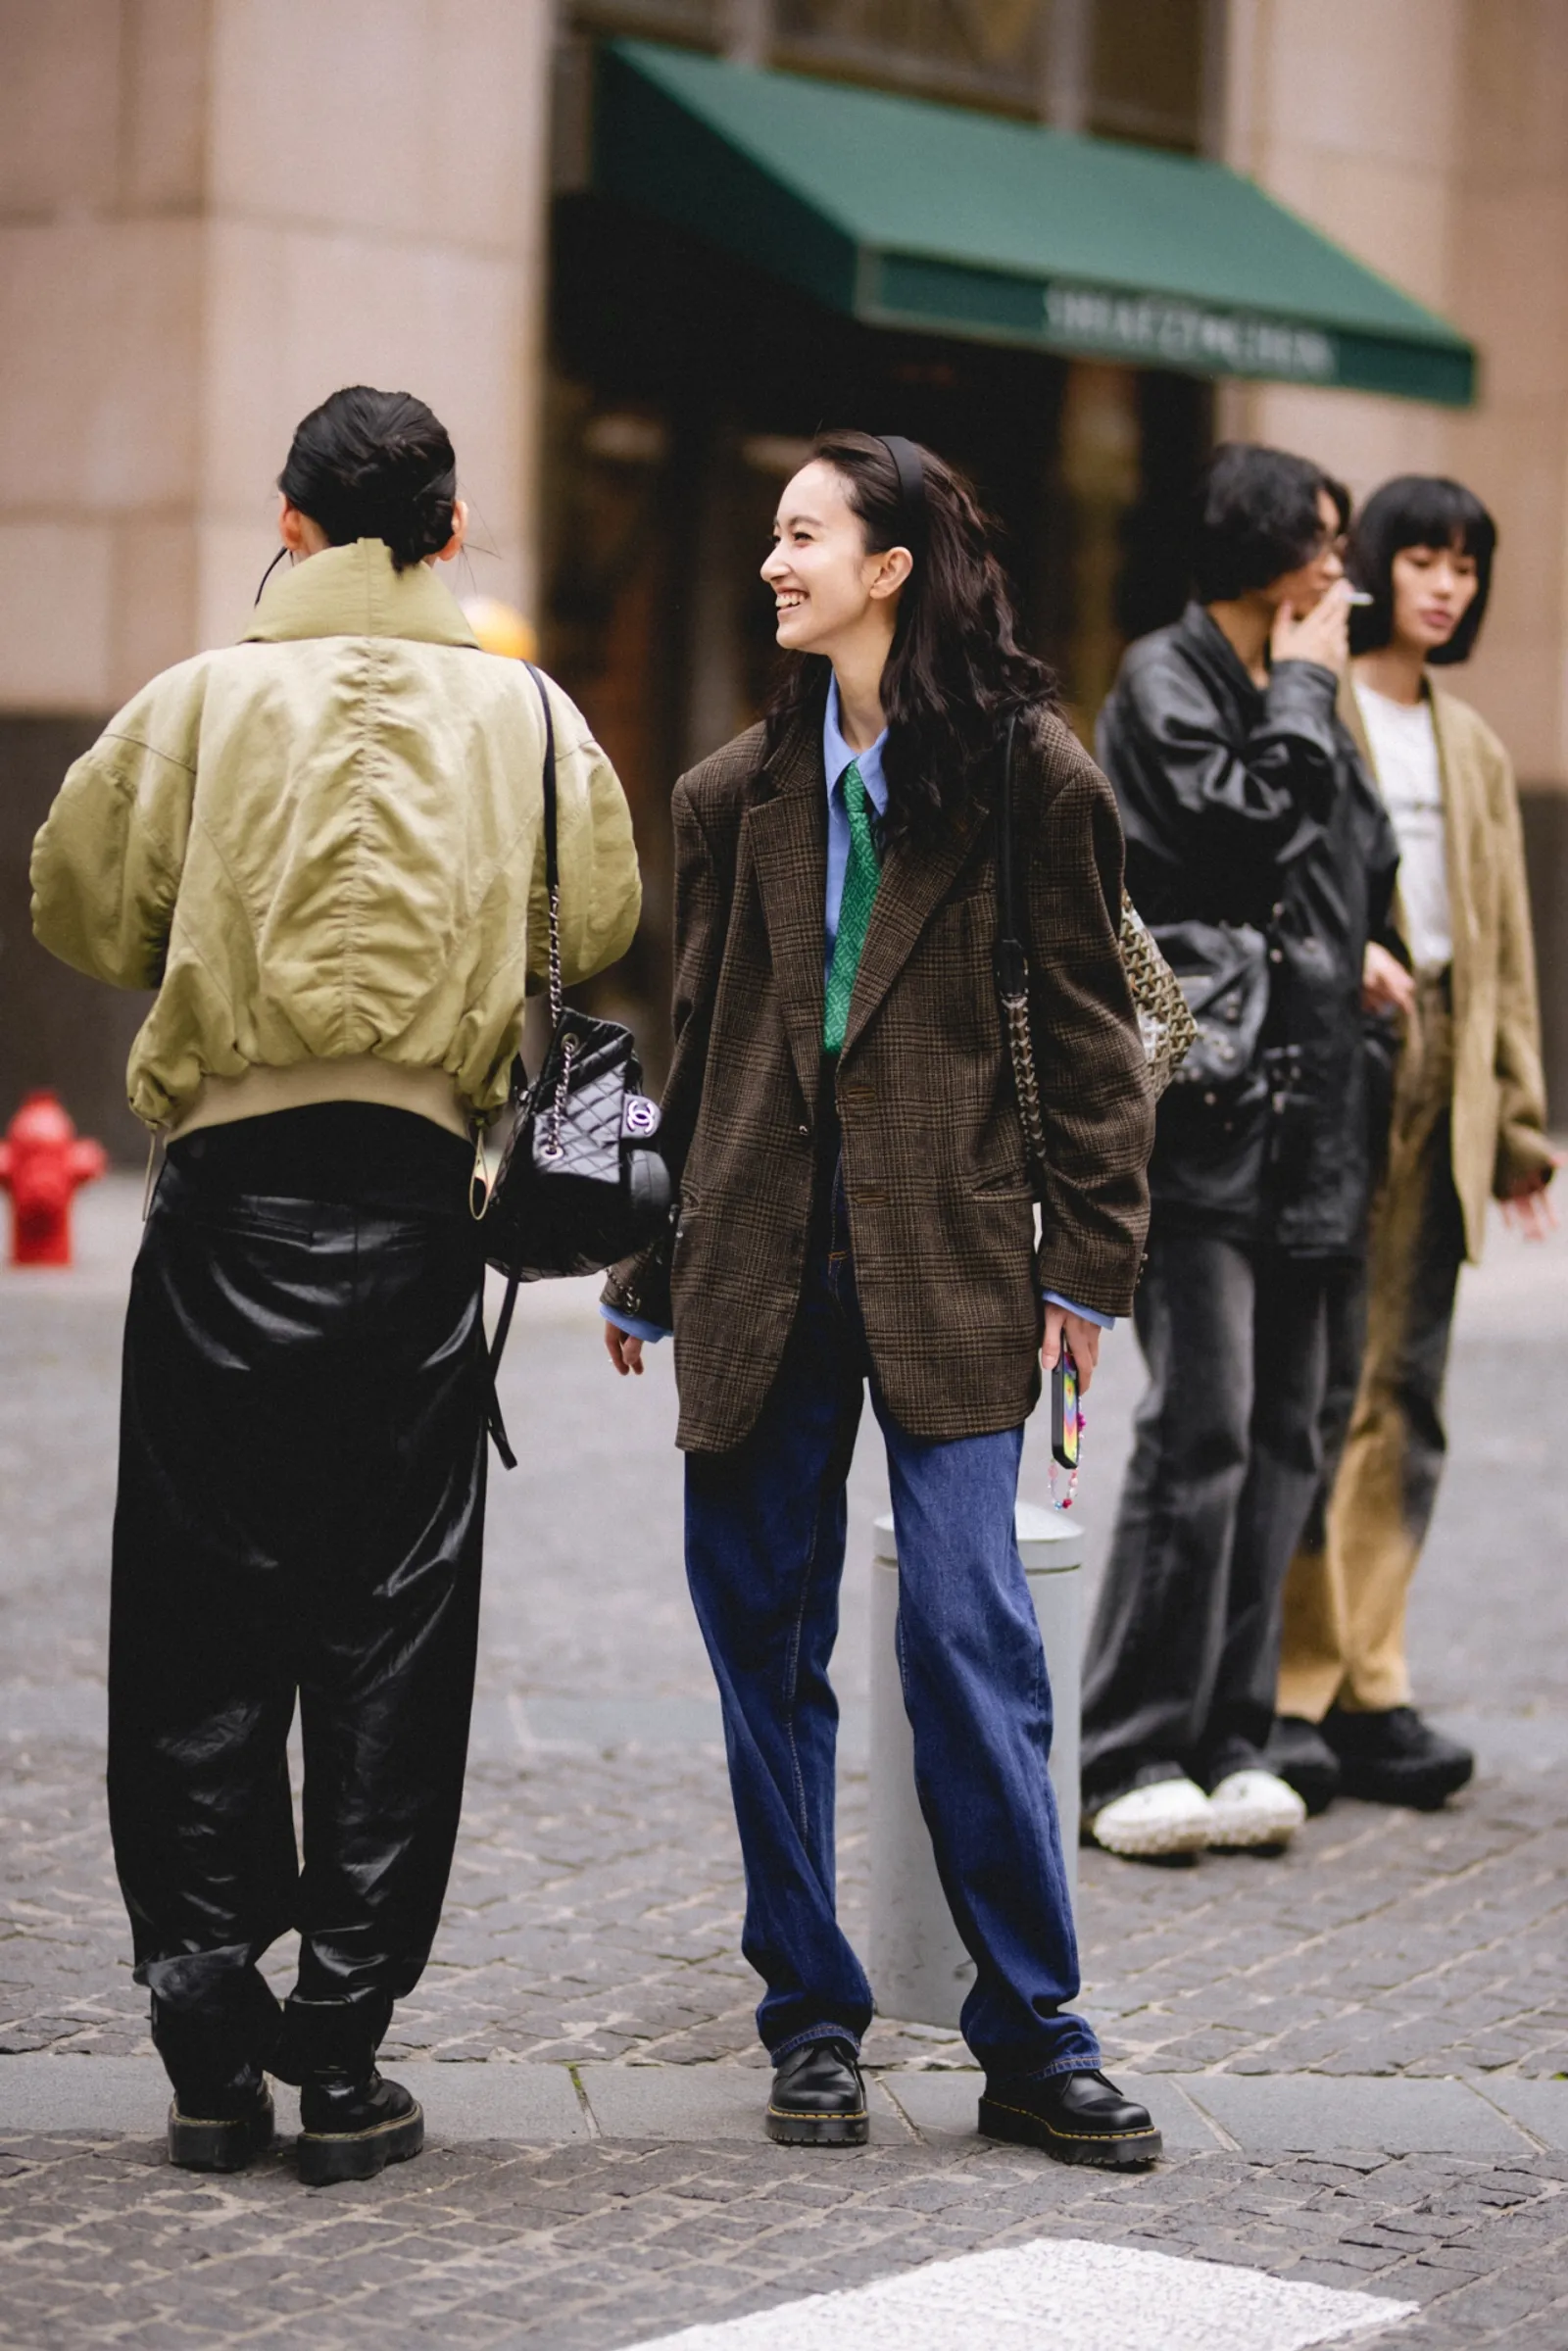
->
xmin=603 ymin=677 xmax=1111 ymax=1339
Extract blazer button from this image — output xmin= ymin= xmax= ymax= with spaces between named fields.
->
xmin=1269 ymin=947 xmax=1283 ymax=963
xmin=798 ymin=1122 xmax=809 ymax=1137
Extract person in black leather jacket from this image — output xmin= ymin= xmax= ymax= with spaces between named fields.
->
xmin=1081 ymin=444 xmax=1400 ymax=1864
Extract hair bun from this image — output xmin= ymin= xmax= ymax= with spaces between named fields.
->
xmin=278 ymin=385 xmax=457 ymax=571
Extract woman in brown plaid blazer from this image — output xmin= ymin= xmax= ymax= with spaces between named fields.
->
xmin=604 ymin=433 xmax=1155 ymax=2164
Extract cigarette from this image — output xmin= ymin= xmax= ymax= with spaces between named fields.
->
xmin=1345 ymin=590 xmax=1373 ymax=606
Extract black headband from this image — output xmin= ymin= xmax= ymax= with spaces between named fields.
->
xmin=877 ymin=434 xmax=927 ymax=560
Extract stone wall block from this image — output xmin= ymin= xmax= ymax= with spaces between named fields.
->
xmin=1256 ymin=0 xmax=1464 ymax=170
xmin=0 ymin=220 xmax=202 ymax=513
xmin=0 ymin=0 xmax=122 ymax=216
xmin=210 ymin=0 xmax=541 ymax=252
xmin=198 ymin=217 xmax=526 ymax=645
xmin=122 ymin=0 xmax=212 ymax=215
xmin=0 ymin=523 xmax=114 ymax=714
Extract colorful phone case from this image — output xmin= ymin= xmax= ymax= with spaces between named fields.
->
xmin=1052 ymin=1349 xmax=1080 ymax=1470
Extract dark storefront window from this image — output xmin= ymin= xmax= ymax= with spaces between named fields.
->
xmin=567 ymin=0 xmax=1205 ymax=137
xmin=571 ymin=0 xmax=724 ymax=44
xmin=773 ymin=0 xmax=1047 ymax=112
xmin=1088 ymin=0 xmax=1206 ymax=148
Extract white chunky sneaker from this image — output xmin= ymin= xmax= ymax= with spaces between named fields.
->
xmin=1088 ymin=1778 xmax=1213 ymax=1859
xmin=1206 ymin=1768 xmax=1307 ymax=1850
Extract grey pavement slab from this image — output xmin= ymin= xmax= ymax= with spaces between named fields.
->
xmin=1181 ymin=2074 xmax=1534 ymax=2156
xmin=881 ymin=2067 xmax=1224 ymax=2151
xmin=1472 ymin=2078 xmax=1568 ymax=2149
xmin=573 ymin=2059 xmax=908 ymax=2142
xmin=0 ymin=2054 xmax=169 ymax=2134
xmin=0 ymin=2055 xmax=588 ymax=2143
xmin=573 ymin=2058 xmax=769 ymax=2142
xmin=7 ymin=2053 xmax=1543 ymax=2162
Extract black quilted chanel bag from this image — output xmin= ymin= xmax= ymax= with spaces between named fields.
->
xmin=478 ymin=665 xmax=670 ymax=1465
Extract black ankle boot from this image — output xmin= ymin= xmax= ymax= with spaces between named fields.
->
xmin=765 ymin=2036 xmax=869 ymax=2146
xmin=297 ymin=2070 xmax=423 ymax=2186
xmin=979 ymin=2070 xmax=1161 ymax=2168
xmin=1322 ymin=1705 xmax=1474 ymax=1810
xmin=280 ymin=1995 xmax=422 ymax=2186
xmin=167 ymin=2069 xmax=275 ymax=2174
xmin=150 ymin=1982 xmax=281 ymax=2173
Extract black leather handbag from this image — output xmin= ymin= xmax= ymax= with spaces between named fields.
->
xmin=478 ymin=664 xmax=670 ymax=1465
xmin=1152 ymin=919 xmax=1270 ymax=1095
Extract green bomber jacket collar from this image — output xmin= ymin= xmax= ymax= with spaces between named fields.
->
xmin=239 ymin=538 xmax=480 ymax=649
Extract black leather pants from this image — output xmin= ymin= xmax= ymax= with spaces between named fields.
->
xmin=107 ymin=1108 xmax=487 ymax=2094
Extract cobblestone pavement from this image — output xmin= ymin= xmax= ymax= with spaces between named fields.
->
xmin=4 ymin=1179 xmax=1568 ymax=2344
xmin=3 ymin=2131 xmax=1566 ymax=2349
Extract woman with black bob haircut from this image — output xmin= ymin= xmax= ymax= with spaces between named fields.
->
xmin=602 ymin=430 xmax=1160 ymax=2165
xmin=32 ymin=385 xmax=640 ymax=2180
xmin=1347 ymin=473 xmax=1495 ymax=665
xmin=1273 ymin=475 xmax=1554 ymax=1815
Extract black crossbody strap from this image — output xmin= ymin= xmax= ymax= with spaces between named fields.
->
xmin=484 ymin=662 xmax=562 ymax=1471
xmin=994 ymin=710 xmax=1025 ymax=993
xmin=993 ymin=711 xmax=1051 ymax=1192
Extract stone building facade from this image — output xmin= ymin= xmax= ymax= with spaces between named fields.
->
xmin=2 ymin=0 xmax=1565 ymax=1148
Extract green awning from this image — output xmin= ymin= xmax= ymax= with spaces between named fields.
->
xmin=594 ymin=41 xmax=1476 ymax=408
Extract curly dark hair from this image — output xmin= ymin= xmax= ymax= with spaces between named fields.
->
xmin=1347 ymin=475 xmax=1496 ymax=666
xmin=764 ymin=431 xmax=1057 ymax=847
xmin=278 ymin=385 xmax=457 ymax=572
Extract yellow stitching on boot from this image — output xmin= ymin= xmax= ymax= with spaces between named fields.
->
xmin=767 ymin=2103 xmax=867 ymax=2122
xmin=981 ymin=2096 xmax=1158 ymax=2141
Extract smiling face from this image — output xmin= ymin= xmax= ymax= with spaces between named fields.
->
xmin=1388 ymin=539 xmax=1479 ymax=657
xmin=1267 ymin=490 xmax=1347 ymax=618
xmin=760 ymin=458 xmax=909 ymax=661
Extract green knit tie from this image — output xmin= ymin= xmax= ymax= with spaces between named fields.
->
xmin=824 ymin=759 xmax=881 ymax=1055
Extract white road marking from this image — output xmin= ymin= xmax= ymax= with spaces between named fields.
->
xmin=627 ymin=2236 xmax=1417 ymax=2350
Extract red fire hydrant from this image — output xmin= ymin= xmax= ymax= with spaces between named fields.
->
xmin=0 ymin=1092 xmax=108 ymax=1267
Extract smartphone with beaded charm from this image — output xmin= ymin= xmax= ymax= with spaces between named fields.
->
xmin=1051 ymin=1346 xmax=1081 ymax=1473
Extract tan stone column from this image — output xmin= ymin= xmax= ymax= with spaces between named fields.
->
xmin=0 ymin=0 xmax=554 ymax=711
xmin=1215 ymin=0 xmax=1568 ymax=1100
xmin=0 ymin=0 xmax=554 ymax=1151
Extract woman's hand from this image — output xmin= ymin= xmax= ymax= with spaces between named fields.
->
xmin=1500 ymin=1159 xmax=1562 ymax=1243
xmin=604 ymin=1322 xmax=646 ymax=1376
xmin=1362 ymin=942 xmax=1416 ymax=1019
xmin=1042 ymin=1305 xmax=1102 ymax=1395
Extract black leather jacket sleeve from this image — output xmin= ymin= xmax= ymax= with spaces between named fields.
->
xmin=1102 ymin=642 xmax=1344 ymax=923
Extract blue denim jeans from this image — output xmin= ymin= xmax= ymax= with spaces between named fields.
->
xmin=683 ymin=1170 xmax=1099 ymax=2082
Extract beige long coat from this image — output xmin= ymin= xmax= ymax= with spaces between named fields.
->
xmin=1344 ymin=676 xmax=1552 ymax=1258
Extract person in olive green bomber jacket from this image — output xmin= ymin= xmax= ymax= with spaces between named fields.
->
xmin=30 ymin=386 xmax=640 ymax=2186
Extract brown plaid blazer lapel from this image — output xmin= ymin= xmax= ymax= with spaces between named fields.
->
xmin=841 ymin=785 xmax=992 ymax=1061
xmin=748 ymin=714 xmax=828 ymax=1109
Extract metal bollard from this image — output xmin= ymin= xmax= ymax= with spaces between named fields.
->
xmin=866 ymin=1500 xmax=1083 ymax=2033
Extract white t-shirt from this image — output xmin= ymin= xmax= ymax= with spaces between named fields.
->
xmin=1355 ymin=680 xmax=1452 ymax=974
